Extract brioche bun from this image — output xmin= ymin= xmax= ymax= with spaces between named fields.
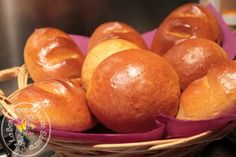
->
xmin=87 ymin=49 xmax=180 ymax=133
xmin=164 ymin=38 xmax=228 ymax=90
xmin=14 ymin=79 xmax=95 ymax=132
xmin=177 ymin=61 xmax=236 ymax=120
xmin=24 ymin=28 xmax=84 ymax=82
xmin=88 ymin=21 xmax=147 ymax=51
xmin=151 ymin=3 xmax=222 ymax=55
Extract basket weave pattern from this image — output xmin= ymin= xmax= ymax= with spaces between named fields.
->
xmin=0 ymin=65 xmax=236 ymax=157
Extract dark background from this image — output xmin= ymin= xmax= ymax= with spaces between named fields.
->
xmin=0 ymin=0 xmax=236 ymax=156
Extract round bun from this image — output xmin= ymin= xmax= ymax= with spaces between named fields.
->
xmin=24 ymin=27 xmax=84 ymax=82
xmin=164 ymin=38 xmax=228 ymax=90
xmin=87 ymin=49 xmax=180 ymax=133
xmin=14 ymin=78 xmax=95 ymax=132
xmin=88 ymin=21 xmax=147 ymax=51
xmin=151 ymin=3 xmax=222 ymax=56
xmin=82 ymin=39 xmax=141 ymax=90
xmin=177 ymin=61 xmax=236 ymax=120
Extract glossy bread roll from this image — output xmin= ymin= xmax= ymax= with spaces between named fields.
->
xmin=13 ymin=79 xmax=95 ymax=132
xmin=88 ymin=21 xmax=147 ymax=51
xmin=177 ymin=61 xmax=236 ymax=120
xmin=164 ymin=38 xmax=228 ymax=90
xmin=87 ymin=49 xmax=180 ymax=133
xmin=151 ymin=3 xmax=222 ymax=56
xmin=82 ymin=39 xmax=141 ymax=90
xmin=24 ymin=28 xmax=84 ymax=82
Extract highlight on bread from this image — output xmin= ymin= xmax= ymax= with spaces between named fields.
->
xmin=87 ymin=49 xmax=180 ymax=133
xmin=88 ymin=21 xmax=147 ymax=51
xmin=177 ymin=61 xmax=236 ymax=120
xmin=82 ymin=39 xmax=141 ymax=90
xmin=163 ymin=38 xmax=228 ymax=90
xmin=13 ymin=78 xmax=96 ymax=132
xmin=151 ymin=3 xmax=222 ymax=56
xmin=24 ymin=27 xmax=84 ymax=82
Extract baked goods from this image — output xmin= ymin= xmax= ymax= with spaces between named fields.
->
xmin=2 ymin=2 xmax=233 ymax=136
xmin=177 ymin=61 xmax=236 ymax=120
xmin=24 ymin=28 xmax=84 ymax=82
xmin=13 ymin=78 xmax=95 ymax=132
xmin=164 ymin=38 xmax=228 ymax=90
xmin=88 ymin=21 xmax=147 ymax=51
xmin=87 ymin=49 xmax=180 ymax=133
xmin=82 ymin=39 xmax=141 ymax=90
xmin=151 ymin=3 xmax=222 ymax=56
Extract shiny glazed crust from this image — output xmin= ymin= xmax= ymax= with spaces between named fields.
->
xmin=87 ymin=49 xmax=180 ymax=133
xmin=88 ymin=21 xmax=147 ymax=51
xmin=24 ymin=28 xmax=84 ymax=82
xmin=177 ymin=61 xmax=236 ymax=120
xmin=151 ymin=3 xmax=222 ymax=56
xmin=82 ymin=39 xmax=141 ymax=90
xmin=164 ymin=38 xmax=228 ymax=90
xmin=14 ymin=79 xmax=96 ymax=132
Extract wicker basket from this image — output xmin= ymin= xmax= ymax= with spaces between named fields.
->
xmin=0 ymin=65 xmax=236 ymax=157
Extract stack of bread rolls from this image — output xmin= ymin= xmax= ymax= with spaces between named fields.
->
xmin=10 ymin=3 xmax=236 ymax=134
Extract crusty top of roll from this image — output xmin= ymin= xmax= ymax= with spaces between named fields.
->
xmin=177 ymin=61 xmax=236 ymax=120
xmin=151 ymin=3 xmax=222 ymax=56
xmin=13 ymin=78 xmax=95 ymax=132
xmin=88 ymin=21 xmax=147 ymax=51
xmin=24 ymin=27 xmax=84 ymax=82
xmin=167 ymin=3 xmax=222 ymax=43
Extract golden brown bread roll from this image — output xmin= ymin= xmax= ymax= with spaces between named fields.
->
xmin=82 ymin=39 xmax=141 ymax=90
xmin=151 ymin=3 xmax=222 ymax=56
xmin=177 ymin=61 xmax=236 ymax=120
xmin=163 ymin=38 xmax=228 ymax=90
xmin=13 ymin=78 xmax=95 ymax=132
xmin=87 ymin=49 xmax=180 ymax=133
xmin=24 ymin=28 xmax=84 ymax=82
xmin=88 ymin=21 xmax=147 ymax=51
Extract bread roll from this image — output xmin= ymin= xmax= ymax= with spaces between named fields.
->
xmin=88 ymin=21 xmax=147 ymax=51
xmin=13 ymin=78 xmax=95 ymax=132
xmin=164 ymin=38 xmax=228 ymax=90
xmin=87 ymin=49 xmax=180 ymax=133
xmin=24 ymin=28 xmax=84 ymax=82
xmin=177 ymin=61 xmax=236 ymax=120
xmin=151 ymin=3 xmax=222 ymax=56
xmin=82 ymin=39 xmax=141 ymax=90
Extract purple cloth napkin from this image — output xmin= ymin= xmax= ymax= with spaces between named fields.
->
xmin=55 ymin=4 xmax=236 ymax=143
xmin=50 ymin=125 xmax=165 ymax=143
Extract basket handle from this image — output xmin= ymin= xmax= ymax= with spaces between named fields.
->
xmin=0 ymin=91 xmax=18 ymax=119
xmin=0 ymin=65 xmax=28 ymax=119
xmin=0 ymin=65 xmax=29 ymax=89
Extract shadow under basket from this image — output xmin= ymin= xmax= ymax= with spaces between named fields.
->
xmin=0 ymin=65 xmax=236 ymax=157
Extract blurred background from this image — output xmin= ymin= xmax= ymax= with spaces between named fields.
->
xmin=0 ymin=0 xmax=236 ymax=157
